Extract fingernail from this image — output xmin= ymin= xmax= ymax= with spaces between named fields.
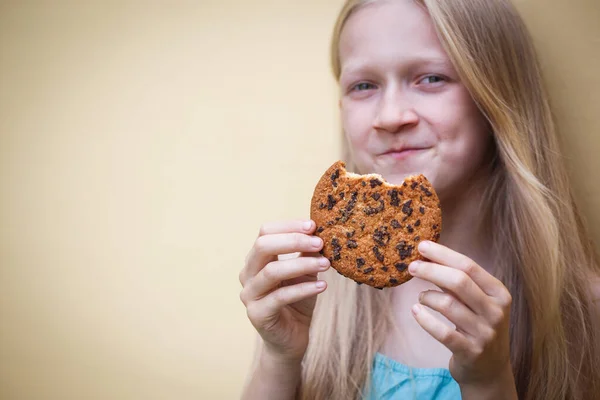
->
xmin=311 ymin=237 xmax=322 ymax=248
xmin=411 ymin=304 xmax=420 ymax=315
xmin=318 ymin=257 xmax=330 ymax=270
xmin=418 ymin=291 xmax=425 ymax=303
xmin=303 ymin=221 xmax=313 ymax=231
xmin=418 ymin=241 xmax=430 ymax=252
xmin=315 ymin=281 xmax=326 ymax=289
xmin=409 ymin=261 xmax=420 ymax=274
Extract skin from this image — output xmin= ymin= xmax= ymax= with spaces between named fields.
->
xmin=240 ymin=1 xmax=517 ymax=398
xmin=338 ymin=1 xmax=516 ymax=397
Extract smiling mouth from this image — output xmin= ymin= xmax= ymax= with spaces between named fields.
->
xmin=382 ymin=148 xmax=429 ymax=159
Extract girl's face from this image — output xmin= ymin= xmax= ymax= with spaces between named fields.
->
xmin=338 ymin=0 xmax=492 ymax=200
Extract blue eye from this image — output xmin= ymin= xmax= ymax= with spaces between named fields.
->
xmin=420 ymin=75 xmax=445 ymax=84
xmin=352 ymin=82 xmax=375 ymax=91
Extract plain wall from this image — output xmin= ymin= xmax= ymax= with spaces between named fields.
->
xmin=1 ymin=1 xmax=598 ymax=399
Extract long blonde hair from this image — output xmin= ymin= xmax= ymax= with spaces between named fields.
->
xmin=301 ymin=0 xmax=600 ymax=399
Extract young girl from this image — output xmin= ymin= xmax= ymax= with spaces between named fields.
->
xmin=239 ymin=0 xmax=600 ymax=399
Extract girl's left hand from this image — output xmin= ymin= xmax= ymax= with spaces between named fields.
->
xmin=408 ymin=240 xmax=514 ymax=388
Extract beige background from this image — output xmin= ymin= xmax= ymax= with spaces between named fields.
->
xmin=0 ymin=1 xmax=598 ymax=399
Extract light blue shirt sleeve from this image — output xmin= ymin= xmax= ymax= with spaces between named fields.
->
xmin=365 ymin=353 xmax=462 ymax=400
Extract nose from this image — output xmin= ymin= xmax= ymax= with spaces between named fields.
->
xmin=373 ymin=89 xmax=419 ymax=133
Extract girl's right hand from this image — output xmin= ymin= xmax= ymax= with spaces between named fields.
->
xmin=239 ymin=220 xmax=330 ymax=363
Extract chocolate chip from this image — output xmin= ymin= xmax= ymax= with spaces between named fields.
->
xmin=381 ymin=266 xmax=389 ymax=272
xmin=345 ymin=192 xmax=358 ymax=212
xmin=319 ymin=249 xmax=324 ymax=255
xmin=434 ymin=233 xmax=441 ymax=240
xmin=420 ymin=184 xmax=433 ymax=197
xmin=360 ymin=223 xmax=365 ymax=231
xmin=327 ymin=195 xmax=337 ymax=210
xmin=374 ymin=285 xmax=383 ymax=289
xmin=339 ymin=192 xmax=345 ymax=199
xmin=365 ymin=200 xmax=385 ymax=215
xmin=362 ymin=193 xmax=367 ymax=201
xmin=395 ymin=262 xmax=408 ymax=272
xmin=361 ymin=181 xmax=367 ymax=187
xmin=347 ymin=240 xmax=358 ymax=249
xmin=403 ymin=182 xmax=407 ymax=187
xmin=373 ymin=226 xmax=391 ymax=247
xmin=388 ymin=189 xmax=401 ymax=207
xmin=331 ymin=169 xmax=340 ymax=187
xmin=319 ymin=203 xmax=326 ymax=209
xmin=396 ymin=241 xmax=414 ymax=260
xmin=332 ymin=238 xmax=342 ymax=261
xmin=363 ymin=267 xmax=374 ymax=274
xmin=357 ymin=282 xmax=363 ymax=285
xmin=369 ymin=179 xmax=383 ymax=188
xmin=432 ymin=224 xmax=438 ymax=230
xmin=369 ymin=277 xmax=375 ymax=282
xmin=389 ymin=278 xmax=398 ymax=284
xmin=415 ymin=220 xmax=421 ymax=227
xmin=326 ymin=221 xmax=334 ymax=226
xmin=407 ymin=225 xmax=414 ymax=233
xmin=391 ymin=219 xmax=401 ymax=229
xmin=371 ymin=193 xmax=381 ymax=201
xmin=317 ymin=227 xmax=324 ymax=233
xmin=346 ymin=230 xmax=355 ymax=238
xmin=411 ymin=181 xmax=418 ymax=189
xmin=373 ymin=246 xmax=384 ymax=262
xmin=419 ymin=207 xmax=425 ymax=214
xmin=414 ymin=236 xmax=420 ymax=242
xmin=356 ymin=258 xmax=365 ymax=268
xmin=402 ymin=200 xmax=413 ymax=216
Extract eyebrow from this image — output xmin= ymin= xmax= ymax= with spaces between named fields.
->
xmin=341 ymin=56 xmax=454 ymax=76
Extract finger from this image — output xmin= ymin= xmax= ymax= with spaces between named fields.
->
xmin=242 ymin=233 xmax=324 ymax=285
xmin=243 ymin=256 xmax=330 ymax=302
xmin=411 ymin=303 xmax=471 ymax=355
xmin=419 ymin=290 xmax=482 ymax=338
xmin=249 ymin=280 xmax=328 ymax=324
xmin=258 ymin=220 xmax=316 ymax=237
xmin=417 ymin=241 xmax=505 ymax=298
xmin=409 ymin=261 xmax=489 ymax=315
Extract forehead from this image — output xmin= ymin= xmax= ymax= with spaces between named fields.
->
xmin=339 ymin=0 xmax=450 ymax=72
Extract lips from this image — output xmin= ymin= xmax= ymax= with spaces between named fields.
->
xmin=381 ymin=147 xmax=429 ymax=159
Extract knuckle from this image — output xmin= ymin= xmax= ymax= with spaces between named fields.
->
xmin=501 ymin=290 xmax=513 ymax=307
xmin=246 ymin=303 xmax=261 ymax=323
xmin=258 ymin=223 xmax=269 ymax=237
xmin=480 ymin=325 xmax=497 ymax=343
xmin=471 ymin=344 xmax=484 ymax=358
xmin=489 ymin=306 xmax=506 ymax=327
xmin=253 ymin=236 xmax=265 ymax=253
xmin=440 ymin=296 xmax=455 ymax=313
xmin=262 ymin=263 xmax=279 ymax=282
xmin=461 ymin=260 xmax=477 ymax=276
xmin=439 ymin=327 xmax=454 ymax=344
xmin=452 ymin=272 xmax=470 ymax=291
xmin=239 ymin=288 xmax=248 ymax=305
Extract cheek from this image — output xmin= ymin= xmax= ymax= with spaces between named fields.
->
xmin=430 ymin=93 xmax=489 ymax=156
xmin=341 ymin=105 xmax=370 ymax=146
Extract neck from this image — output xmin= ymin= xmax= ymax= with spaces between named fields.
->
xmin=437 ymin=173 xmax=493 ymax=271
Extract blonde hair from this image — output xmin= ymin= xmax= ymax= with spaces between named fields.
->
xmin=301 ymin=0 xmax=600 ymax=399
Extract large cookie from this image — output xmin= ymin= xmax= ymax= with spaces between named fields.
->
xmin=310 ymin=161 xmax=442 ymax=289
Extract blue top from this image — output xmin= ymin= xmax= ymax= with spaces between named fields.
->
xmin=365 ymin=353 xmax=461 ymax=399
